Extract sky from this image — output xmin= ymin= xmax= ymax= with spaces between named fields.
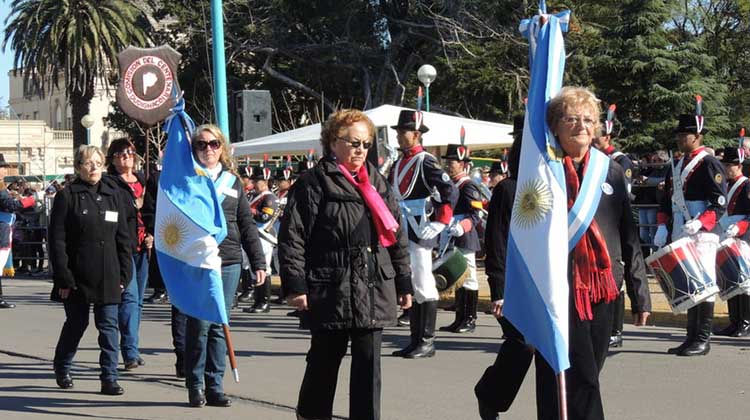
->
xmin=0 ymin=2 xmax=13 ymax=109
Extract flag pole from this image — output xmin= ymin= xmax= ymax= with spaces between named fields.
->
xmin=210 ymin=0 xmax=230 ymax=140
xmin=223 ymin=324 xmax=240 ymax=382
xmin=558 ymin=371 xmax=568 ymax=420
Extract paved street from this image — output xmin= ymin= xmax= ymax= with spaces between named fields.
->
xmin=0 ymin=278 xmax=748 ymax=420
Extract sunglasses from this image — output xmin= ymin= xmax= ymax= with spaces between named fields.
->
xmin=193 ymin=140 xmax=222 ymax=151
xmin=338 ymin=137 xmax=373 ymax=149
xmin=113 ymin=149 xmax=136 ymax=159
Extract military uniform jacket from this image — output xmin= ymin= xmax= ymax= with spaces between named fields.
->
xmin=657 ymin=147 xmax=727 ymax=231
xmin=451 ymin=174 xmax=482 ymax=252
xmin=724 ymin=176 xmax=750 ymax=236
xmin=48 ymin=179 xmax=133 ymax=304
xmin=279 ymin=157 xmax=413 ymax=330
xmin=249 ymin=189 xmax=279 ymax=235
xmin=389 ymin=145 xmax=458 ymax=247
xmin=604 ymin=146 xmax=634 ymax=184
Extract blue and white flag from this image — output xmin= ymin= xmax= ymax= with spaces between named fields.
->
xmin=503 ymin=4 xmax=572 ymax=374
xmin=155 ymin=98 xmax=229 ymax=324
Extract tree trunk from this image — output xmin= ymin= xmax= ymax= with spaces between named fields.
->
xmin=69 ymin=84 xmax=95 ymax=152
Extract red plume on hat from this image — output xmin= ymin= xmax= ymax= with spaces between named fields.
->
xmin=457 ymin=126 xmax=469 ymax=161
xmin=695 ymin=95 xmax=704 ymax=134
xmin=417 ymin=86 xmax=424 ymax=111
xmin=605 ymin=104 xmax=616 ymax=135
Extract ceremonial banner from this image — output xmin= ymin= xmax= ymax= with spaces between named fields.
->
xmin=503 ymin=8 xmax=572 ymax=374
xmin=155 ymin=97 xmax=229 ymax=324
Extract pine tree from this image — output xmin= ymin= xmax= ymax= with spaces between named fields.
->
xmin=591 ymin=0 xmax=730 ymax=152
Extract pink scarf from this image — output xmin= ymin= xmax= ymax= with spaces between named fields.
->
xmin=337 ymin=164 xmax=399 ymax=247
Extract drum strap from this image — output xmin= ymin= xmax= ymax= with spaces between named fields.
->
xmin=399 ymin=198 xmax=430 ymax=239
xmin=671 ymin=151 xmax=708 ymax=222
xmin=726 ymin=177 xmax=748 ymax=214
xmin=567 ymin=148 xmax=609 ymax=251
xmin=392 ymin=152 xmax=427 ymax=200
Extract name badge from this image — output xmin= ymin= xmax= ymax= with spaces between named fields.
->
xmin=223 ymin=188 xmax=238 ymax=198
xmin=105 ymin=211 xmax=119 ymax=223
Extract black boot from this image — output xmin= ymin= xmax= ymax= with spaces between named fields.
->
xmin=439 ymin=288 xmax=465 ymax=332
xmin=456 ymin=289 xmax=477 ymax=333
xmin=392 ymin=302 xmax=420 ymax=356
xmin=732 ymin=294 xmax=750 ymax=337
xmin=244 ymin=279 xmax=270 ymax=313
xmin=144 ymin=288 xmax=167 ymax=304
xmin=715 ymin=296 xmax=738 ymax=336
xmin=405 ymin=301 xmax=437 ymax=358
xmin=668 ymin=305 xmax=698 ymax=354
xmin=680 ymin=301 xmax=714 ymax=356
xmin=609 ymin=291 xmax=625 ymax=347
xmin=397 ymin=308 xmax=410 ymax=327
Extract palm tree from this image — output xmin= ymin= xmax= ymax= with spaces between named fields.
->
xmin=3 ymin=0 xmax=151 ymax=149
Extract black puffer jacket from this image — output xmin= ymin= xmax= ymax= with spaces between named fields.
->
xmin=279 ymin=157 xmax=413 ymax=330
xmin=218 ymin=172 xmax=266 ymax=270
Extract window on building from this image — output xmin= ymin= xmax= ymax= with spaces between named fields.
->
xmin=66 ymin=105 xmax=72 ymax=129
xmin=33 ymin=111 xmax=39 ymax=120
xmin=55 ymin=103 xmax=62 ymax=129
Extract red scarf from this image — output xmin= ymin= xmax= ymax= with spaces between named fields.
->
xmin=338 ymin=164 xmax=399 ymax=247
xmin=563 ymin=152 xmax=619 ymax=321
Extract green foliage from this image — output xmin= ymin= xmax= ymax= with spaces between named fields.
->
xmin=3 ymin=0 xmax=151 ymax=149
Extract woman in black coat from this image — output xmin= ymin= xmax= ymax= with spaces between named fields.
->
xmin=279 ymin=109 xmax=413 ymax=420
xmin=49 ymin=145 xmax=133 ymax=395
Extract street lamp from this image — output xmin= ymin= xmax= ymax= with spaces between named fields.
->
xmin=81 ymin=114 xmax=95 ymax=145
xmin=417 ymin=64 xmax=437 ymax=112
xmin=7 ymin=105 xmax=22 ymax=175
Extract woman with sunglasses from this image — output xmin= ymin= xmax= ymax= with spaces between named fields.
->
xmin=104 ymin=138 xmax=154 ymax=371
xmin=182 ymin=124 xmax=267 ymax=408
xmin=49 ymin=145 xmax=133 ymax=395
xmin=279 ymin=109 xmax=413 ymax=420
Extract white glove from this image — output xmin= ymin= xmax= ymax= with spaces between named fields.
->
xmin=448 ymin=223 xmax=465 ymax=237
xmin=682 ymin=219 xmax=702 ymax=236
xmin=420 ymin=222 xmax=446 ymax=240
xmin=653 ymin=224 xmax=668 ymax=248
xmin=725 ymin=223 xmax=740 ymax=238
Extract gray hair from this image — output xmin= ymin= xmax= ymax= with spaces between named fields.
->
xmin=74 ymin=145 xmax=105 ymax=173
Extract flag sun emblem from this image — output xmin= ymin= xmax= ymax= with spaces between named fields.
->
xmin=159 ymin=215 xmax=188 ymax=253
xmin=513 ymin=178 xmax=553 ymax=229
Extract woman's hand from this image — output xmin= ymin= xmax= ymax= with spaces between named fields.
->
xmin=255 ymin=270 xmax=266 ymax=286
xmin=58 ymin=288 xmax=71 ymax=300
xmin=288 ymin=293 xmax=308 ymax=311
xmin=491 ymin=299 xmax=504 ymax=319
xmin=398 ymin=294 xmax=412 ymax=310
xmin=143 ymin=234 xmax=154 ymax=249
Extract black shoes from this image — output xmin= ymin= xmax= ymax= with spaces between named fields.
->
xmin=0 ymin=299 xmax=15 ymax=309
xmin=286 ymin=310 xmax=302 ymax=317
xmin=609 ymin=333 xmax=623 ymax=348
xmin=124 ymin=357 xmax=145 ymax=370
xmin=397 ymin=309 xmax=410 ymax=327
xmin=733 ymin=321 xmax=750 ymax=337
xmin=55 ymin=372 xmax=74 ymax=389
xmin=206 ymin=392 xmax=232 ymax=407
xmin=243 ymin=302 xmax=270 ymax=313
xmin=404 ymin=301 xmax=437 ymax=359
xmin=189 ymin=389 xmax=206 ymax=407
xmin=101 ymin=381 xmax=125 ymax=395
xmin=677 ymin=301 xmax=714 ymax=357
xmin=440 ymin=288 xmax=465 ymax=332
xmin=478 ymin=398 xmax=500 ymax=420
xmin=237 ymin=291 xmax=253 ymax=303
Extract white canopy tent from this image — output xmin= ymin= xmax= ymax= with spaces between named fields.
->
xmin=231 ymin=104 xmax=513 ymax=159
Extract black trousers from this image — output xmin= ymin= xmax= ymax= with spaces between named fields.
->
xmin=171 ymin=305 xmax=187 ymax=360
xmin=475 ymin=317 xmax=535 ymax=413
xmin=297 ymin=328 xmax=382 ymax=420
xmin=535 ymin=300 xmax=612 ymax=420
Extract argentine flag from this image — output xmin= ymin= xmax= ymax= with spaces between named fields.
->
xmin=503 ymin=6 xmax=572 ymax=374
xmin=155 ymin=98 xmax=229 ymax=324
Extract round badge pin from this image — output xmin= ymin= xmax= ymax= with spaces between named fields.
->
xmin=718 ymin=196 xmax=726 ymax=206
xmin=601 ymin=182 xmax=614 ymax=195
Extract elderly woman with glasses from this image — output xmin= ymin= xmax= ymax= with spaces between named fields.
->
xmin=104 ymin=138 xmax=154 ymax=371
xmin=181 ymin=124 xmax=267 ymax=408
xmin=519 ymin=87 xmax=650 ymax=420
xmin=279 ymin=109 xmax=413 ymax=420
xmin=49 ymin=145 xmax=133 ymax=395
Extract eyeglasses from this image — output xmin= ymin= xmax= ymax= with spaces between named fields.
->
xmin=561 ymin=116 xmax=597 ymax=129
xmin=193 ymin=140 xmax=222 ymax=151
xmin=81 ymin=161 xmax=103 ymax=170
xmin=113 ymin=149 xmax=136 ymax=159
xmin=338 ymin=137 xmax=373 ymax=149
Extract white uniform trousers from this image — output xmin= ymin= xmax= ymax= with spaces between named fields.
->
xmin=260 ymin=238 xmax=274 ymax=274
xmin=458 ymin=248 xmax=478 ymax=291
xmin=409 ymin=241 xmax=439 ymax=303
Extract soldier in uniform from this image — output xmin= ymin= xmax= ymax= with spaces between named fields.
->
xmin=715 ymin=146 xmax=750 ymax=337
xmin=389 ymin=110 xmax=458 ymax=359
xmin=439 ymin=143 xmax=483 ymax=333
xmin=654 ymin=113 xmax=728 ymax=356
xmin=592 ymin=105 xmax=635 ymax=348
xmin=243 ymin=166 xmax=279 ymax=314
